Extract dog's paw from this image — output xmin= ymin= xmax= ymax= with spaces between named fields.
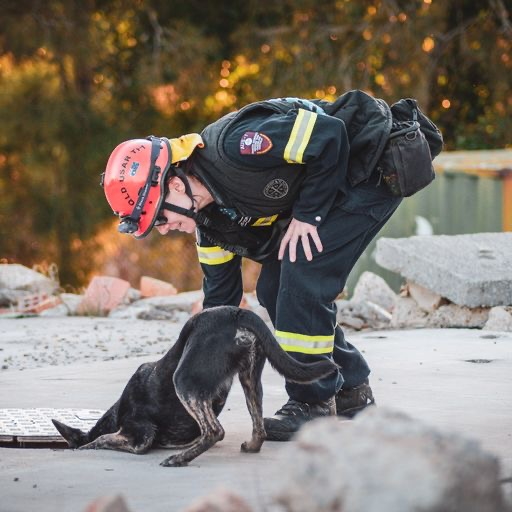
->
xmin=160 ymin=456 xmax=188 ymax=467
xmin=240 ymin=441 xmax=262 ymax=453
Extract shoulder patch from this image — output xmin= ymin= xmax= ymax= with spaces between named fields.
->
xmin=240 ymin=131 xmax=273 ymax=155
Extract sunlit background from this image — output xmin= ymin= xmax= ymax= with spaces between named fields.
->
xmin=1 ymin=0 xmax=511 ymax=293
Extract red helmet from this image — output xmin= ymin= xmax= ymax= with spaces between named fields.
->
xmin=102 ymin=136 xmax=172 ymax=238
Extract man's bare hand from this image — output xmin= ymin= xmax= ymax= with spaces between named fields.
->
xmin=278 ymin=218 xmax=323 ymax=262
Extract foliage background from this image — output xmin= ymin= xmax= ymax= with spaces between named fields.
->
xmin=1 ymin=0 xmax=511 ymax=290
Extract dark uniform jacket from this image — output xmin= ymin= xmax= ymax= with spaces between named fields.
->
xmin=189 ymin=90 xmax=392 ymax=307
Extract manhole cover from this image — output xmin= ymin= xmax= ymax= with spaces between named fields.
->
xmin=0 ymin=408 xmax=104 ymax=448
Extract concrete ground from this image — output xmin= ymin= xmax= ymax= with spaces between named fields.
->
xmin=0 ymin=317 xmax=511 ymax=512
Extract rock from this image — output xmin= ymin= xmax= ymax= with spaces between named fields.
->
xmin=109 ymin=290 xmax=204 ymax=320
xmin=0 ymin=289 xmax=24 ymax=308
xmin=183 ymin=487 xmax=253 ymax=512
xmin=191 ymin=296 xmax=204 ymax=315
xmin=76 ymin=276 xmax=131 ymax=316
xmin=392 ymin=288 xmax=490 ymax=329
xmin=60 ymin=293 xmax=85 ymax=314
xmin=406 ymin=281 xmax=445 ymax=313
xmin=140 ymin=276 xmax=177 ymax=298
xmin=351 ymin=271 xmax=397 ymax=313
xmin=427 ymin=304 xmax=489 ymax=329
xmin=272 ymin=408 xmax=507 ymax=512
xmin=336 ymin=299 xmax=391 ymax=331
xmin=84 ymin=495 xmax=133 ymax=512
xmin=39 ymin=303 xmax=69 ymax=317
xmin=483 ymin=306 xmax=512 ymax=332
xmin=125 ymin=287 xmax=142 ymax=303
xmin=376 ymin=233 xmax=512 ymax=307
xmin=337 ymin=311 xmax=366 ymax=331
xmin=390 ymin=297 xmax=429 ymax=329
xmin=0 ymin=263 xmax=58 ymax=295
xmin=39 ymin=293 xmax=83 ymax=317
xmin=0 ymin=289 xmax=43 ymax=311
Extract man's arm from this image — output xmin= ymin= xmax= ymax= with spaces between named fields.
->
xmin=196 ymin=233 xmax=243 ymax=308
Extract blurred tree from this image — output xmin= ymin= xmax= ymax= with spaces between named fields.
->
xmin=0 ymin=0 xmax=510 ymax=288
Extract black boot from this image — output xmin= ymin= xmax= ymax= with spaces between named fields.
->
xmin=264 ymin=397 xmax=336 ymax=441
xmin=335 ymin=378 xmax=375 ymax=418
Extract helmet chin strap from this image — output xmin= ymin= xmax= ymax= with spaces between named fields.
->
xmin=161 ymin=166 xmax=211 ymax=227
xmin=161 ymin=201 xmax=211 ymax=227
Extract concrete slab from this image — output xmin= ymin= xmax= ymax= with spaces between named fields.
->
xmin=375 ymin=232 xmax=512 ymax=307
xmin=0 ymin=318 xmax=511 ymax=512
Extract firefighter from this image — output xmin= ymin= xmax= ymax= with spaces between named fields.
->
xmin=102 ymin=90 xmax=403 ymax=441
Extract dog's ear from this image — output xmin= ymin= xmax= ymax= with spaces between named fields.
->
xmin=52 ymin=419 xmax=89 ymax=448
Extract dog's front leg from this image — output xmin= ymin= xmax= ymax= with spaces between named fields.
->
xmin=159 ymin=429 xmax=222 ymax=467
xmin=160 ymin=397 xmax=224 ymax=467
xmin=160 ymin=452 xmax=191 ymax=467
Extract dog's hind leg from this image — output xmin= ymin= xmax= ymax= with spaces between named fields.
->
xmin=79 ymin=422 xmax=155 ymax=454
xmin=160 ymin=396 xmax=224 ymax=467
xmin=238 ymin=357 xmax=266 ymax=453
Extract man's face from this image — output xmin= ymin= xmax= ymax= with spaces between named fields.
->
xmin=154 ymin=178 xmax=197 ymax=235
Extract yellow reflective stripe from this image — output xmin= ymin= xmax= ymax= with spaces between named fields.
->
xmin=251 ymin=215 xmax=278 ymax=226
xmin=283 ymin=109 xmax=318 ymax=164
xmin=196 ymin=246 xmax=235 ymax=265
xmin=275 ymin=329 xmax=334 ymax=355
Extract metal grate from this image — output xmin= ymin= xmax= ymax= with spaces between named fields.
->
xmin=0 ymin=408 xmax=104 ymax=447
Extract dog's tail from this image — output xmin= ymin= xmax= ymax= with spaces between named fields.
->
xmin=236 ymin=309 xmax=338 ymax=383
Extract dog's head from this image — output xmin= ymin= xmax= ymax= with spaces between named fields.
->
xmin=52 ymin=419 xmax=89 ymax=448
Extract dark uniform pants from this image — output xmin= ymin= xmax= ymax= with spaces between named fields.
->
xmin=256 ymin=178 xmax=402 ymax=404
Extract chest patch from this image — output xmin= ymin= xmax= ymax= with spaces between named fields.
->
xmin=240 ymin=131 xmax=273 ymax=155
xmin=264 ymin=179 xmax=289 ymax=199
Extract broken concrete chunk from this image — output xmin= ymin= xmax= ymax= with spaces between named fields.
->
xmin=336 ymin=299 xmax=392 ymax=331
xmin=376 ymin=233 xmax=512 ymax=307
xmin=0 ymin=264 xmax=58 ymax=295
xmin=351 ymin=271 xmax=397 ymax=312
xmin=406 ymin=281 xmax=445 ymax=313
xmin=109 ymin=290 xmax=204 ymax=319
xmin=427 ymin=304 xmax=489 ymax=329
xmin=390 ymin=296 xmax=429 ymax=329
xmin=483 ymin=306 xmax=512 ymax=332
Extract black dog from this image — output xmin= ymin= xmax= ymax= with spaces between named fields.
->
xmin=52 ymin=306 xmax=336 ymax=466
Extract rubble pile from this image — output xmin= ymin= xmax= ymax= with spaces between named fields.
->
xmin=2 ymin=229 xmax=512 ymax=334
xmin=336 ymin=271 xmax=512 ymax=332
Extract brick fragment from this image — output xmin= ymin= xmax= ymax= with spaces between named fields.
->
xmin=140 ymin=276 xmax=177 ymax=298
xmin=77 ymin=276 xmax=130 ymax=316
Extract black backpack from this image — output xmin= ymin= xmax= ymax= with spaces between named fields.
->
xmin=390 ymin=98 xmax=444 ymax=159
xmin=376 ymin=98 xmax=443 ymax=197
